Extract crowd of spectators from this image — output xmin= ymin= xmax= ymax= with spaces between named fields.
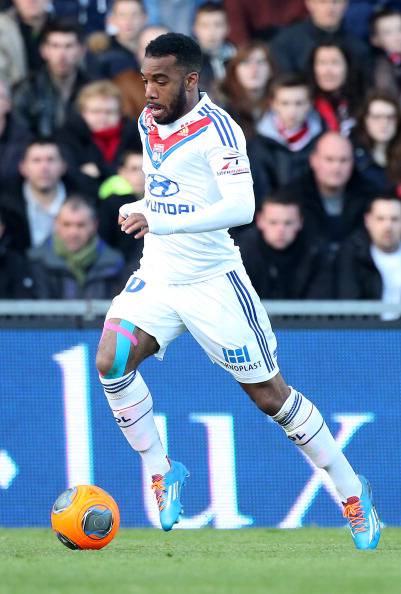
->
xmin=1 ymin=0 xmax=401 ymax=312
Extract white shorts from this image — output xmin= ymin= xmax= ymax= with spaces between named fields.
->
xmin=106 ymin=266 xmax=279 ymax=383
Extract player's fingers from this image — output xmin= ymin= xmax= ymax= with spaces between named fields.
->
xmin=121 ymin=215 xmax=140 ymax=232
xmin=134 ymin=226 xmax=149 ymax=239
xmin=122 ymin=217 xmax=146 ymax=234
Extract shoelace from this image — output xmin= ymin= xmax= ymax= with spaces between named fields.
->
xmin=343 ymin=497 xmax=367 ymax=533
xmin=151 ymin=475 xmax=166 ymax=511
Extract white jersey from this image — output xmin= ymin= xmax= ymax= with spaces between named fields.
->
xmin=122 ymin=92 xmax=255 ymax=284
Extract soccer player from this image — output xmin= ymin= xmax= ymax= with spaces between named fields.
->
xmin=95 ymin=33 xmax=380 ymax=549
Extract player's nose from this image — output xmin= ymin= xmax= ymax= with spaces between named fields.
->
xmin=145 ymin=82 xmax=158 ymax=100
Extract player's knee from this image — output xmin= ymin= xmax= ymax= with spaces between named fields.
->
xmin=96 ymin=349 xmax=115 ymax=377
xmin=243 ymin=374 xmax=290 ymax=416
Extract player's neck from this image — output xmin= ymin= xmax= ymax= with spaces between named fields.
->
xmin=176 ymin=90 xmax=202 ymax=123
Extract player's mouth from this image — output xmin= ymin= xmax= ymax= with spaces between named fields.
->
xmin=147 ymin=103 xmax=165 ymax=118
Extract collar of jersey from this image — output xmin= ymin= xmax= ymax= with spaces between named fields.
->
xmin=154 ymin=92 xmax=210 ymax=139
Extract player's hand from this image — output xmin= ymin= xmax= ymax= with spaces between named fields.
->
xmin=119 ymin=212 xmax=149 ymax=239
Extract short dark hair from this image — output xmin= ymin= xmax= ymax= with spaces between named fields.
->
xmin=145 ymin=33 xmax=203 ymax=74
xmin=61 ymin=195 xmax=98 ymax=220
xmin=260 ymin=190 xmax=303 ymax=215
xmin=22 ymin=137 xmax=63 ymax=160
xmin=195 ymin=1 xmax=226 ymax=17
xmin=365 ymin=194 xmax=401 ymax=214
xmin=369 ymin=8 xmax=401 ymax=38
xmin=40 ymin=17 xmax=85 ymax=45
xmin=268 ymin=73 xmax=311 ymax=100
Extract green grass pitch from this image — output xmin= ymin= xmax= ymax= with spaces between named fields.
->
xmin=0 ymin=528 xmax=400 ymax=594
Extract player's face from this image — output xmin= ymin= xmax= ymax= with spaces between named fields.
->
xmin=314 ymin=47 xmax=347 ymax=92
xmin=372 ymin=15 xmax=401 ymax=54
xmin=271 ymin=87 xmax=311 ymax=130
xmin=55 ymin=205 xmax=97 ymax=253
xmin=365 ymin=100 xmax=398 ymax=145
xmin=141 ymin=55 xmax=190 ymax=125
xmin=305 ymin=0 xmax=347 ymax=30
xmin=365 ymin=200 xmax=401 ymax=252
xmin=20 ymin=144 xmax=66 ymax=192
xmin=310 ymin=134 xmax=353 ymax=190
xmin=257 ymin=203 xmax=303 ymax=250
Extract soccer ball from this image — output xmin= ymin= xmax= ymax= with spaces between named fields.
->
xmin=51 ymin=485 xmax=120 ymax=550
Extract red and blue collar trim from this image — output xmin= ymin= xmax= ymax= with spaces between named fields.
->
xmin=140 ymin=109 xmax=211 ymax=169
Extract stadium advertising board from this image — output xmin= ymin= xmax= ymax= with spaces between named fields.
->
xmin=1 ymin=329 xmax=399 ymax=527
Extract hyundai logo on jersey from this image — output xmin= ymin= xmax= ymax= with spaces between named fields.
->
xmin=148 ymin=174 xmax=179 ymax=197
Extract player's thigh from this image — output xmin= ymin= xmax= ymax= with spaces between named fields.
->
xmin=176 ymin=268 xmax=279 ymax=383
xmin=97 ymin=274 xmax=185 ymax=375
xmin=96 ymin=318 xmax=158 ymax=376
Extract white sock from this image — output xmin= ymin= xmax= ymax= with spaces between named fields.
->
xmin=100 ymin=370 xmax=170 ymax=476
xmin=273 ymin=387 xmax=361 ymax=501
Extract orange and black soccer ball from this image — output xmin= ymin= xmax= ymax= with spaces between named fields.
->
xmin=51 ymin=485 xmax=120 ymax=550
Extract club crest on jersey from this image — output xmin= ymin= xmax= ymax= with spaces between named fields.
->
xmin=177 ymin=125 xmax=189 ymax=137
xmin=151 ymin=143 xmax=164 ymax=166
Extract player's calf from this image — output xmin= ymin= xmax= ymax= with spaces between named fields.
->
xmin=97 ymin=319 xmax=170 ymax=477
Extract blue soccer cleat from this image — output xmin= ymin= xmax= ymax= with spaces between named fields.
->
xmin=343 ymin=475 xmax=381 ymax=550
xmin=151 ymin=460 xmax=189 ymax=531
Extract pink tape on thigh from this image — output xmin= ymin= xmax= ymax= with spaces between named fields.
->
xmin=103 ymin=320 xmax=139 ymax=346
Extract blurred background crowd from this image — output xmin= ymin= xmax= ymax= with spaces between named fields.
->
xmin=1 ymin=0 xmax=401 ymax=310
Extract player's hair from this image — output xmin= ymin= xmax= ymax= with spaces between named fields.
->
xmin=365 ymin=194 xmax=401 ymax=214
xmin=21 ymin=137 xmax=63 ymax=160
xmin=40 ymin=17 xmax=85 ymax=45
xmin=259 ymin=190 xmax=304 ymax=215
xmin=195 ymin=1 xmax=226 ymax=18
xmin=369 ymin=7 xmax=401 ymax=38
xmin=61 ymin=195 xmax=98 ymax=220
xmin=145 ymin=33 xmax=203 ymax=74
xmin=268 ymin=73 xmax=311 ymax=101
xmin=77 ymin=80 xmax=123 ymax=114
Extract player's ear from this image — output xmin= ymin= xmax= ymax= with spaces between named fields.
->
xmin=185 ymin=72 xmax=199 ymax=91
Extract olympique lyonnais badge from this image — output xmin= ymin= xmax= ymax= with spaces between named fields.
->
xmin=177 ymin=125 xmax=189 ymax=137
xmin=152 ymin=143 xmax=164 ymax=165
